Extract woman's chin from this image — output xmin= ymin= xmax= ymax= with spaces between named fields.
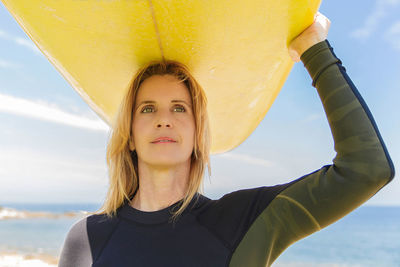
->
xmin=141 ymin=156 xmax=190 ymax=167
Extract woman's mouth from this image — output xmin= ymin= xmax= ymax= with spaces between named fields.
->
xmin=152 ymin=140 xmax=176 ymax=144
xmin=151 ymin=137 xmax=177 ymax=143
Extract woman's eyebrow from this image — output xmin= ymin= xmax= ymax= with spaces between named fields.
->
xmin=136 ymin=100 xmax=192 ymax=107
xmin=171 ymin=100 xmax=192 ymax=107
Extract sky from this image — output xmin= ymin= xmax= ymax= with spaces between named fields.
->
xmin=0 ymin=0 xmax=399 ymax=206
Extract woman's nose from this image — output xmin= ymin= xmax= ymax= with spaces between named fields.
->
xmin=156 ymin=122 xmax=171 ymax=128
xmin=155 ymin=109 xmax=172 ymax=128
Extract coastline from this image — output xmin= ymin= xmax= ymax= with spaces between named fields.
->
xmin=0 ymin=206 xmax=89 ymax=220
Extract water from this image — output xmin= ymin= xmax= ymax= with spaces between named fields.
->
xmin=274 ymin=206 xmax=400 ymax=266
xmin=0 ymin=203 xmax=399 ymax=266
xmin=0 ymin=203 xmax=101 ymax=257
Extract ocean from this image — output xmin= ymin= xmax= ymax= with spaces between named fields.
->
xmin=274 ymin=206 xmax=400 ymax=267
xmin=0 ymin=203 xmax=100 ymax=267
xmin=0 ymin=203 xmax=399 ymax=267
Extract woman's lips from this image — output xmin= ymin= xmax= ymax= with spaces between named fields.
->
xmin=151 ymin=137 xmax=177 ymax=143
xmin=152 ymin=140 xmax=176 ymax=144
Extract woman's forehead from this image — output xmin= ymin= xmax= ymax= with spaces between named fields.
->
xmin=136 ymin=75 xmax=191 ymax=104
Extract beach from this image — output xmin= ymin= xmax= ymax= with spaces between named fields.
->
xmin=0 ymin=253 xmax=57 ymax=267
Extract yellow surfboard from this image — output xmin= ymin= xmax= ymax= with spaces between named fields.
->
xmin=1 ymin=0 xmax=321 ymax=154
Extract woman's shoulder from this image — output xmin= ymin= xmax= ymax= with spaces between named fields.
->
xmin=64 ymin=216 xmax=90 ymax=244
xmin=62 ymin=213 xmax=117 ymax=249
xmin=59 ymin=216 xmax=93 ymax=267
xmin=64 ymin=213 xmax=113 ymax=238
xmin=59 ymin=213 xmax=120 ymax=266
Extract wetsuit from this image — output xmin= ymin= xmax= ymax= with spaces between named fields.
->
xmin=58 ymin=40 xmax=395 ymax=267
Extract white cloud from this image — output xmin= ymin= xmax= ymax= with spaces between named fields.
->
xmin=0 ymin=93 xmax=109 ymax=131
xmin=350 ymin=0 xmax=400 ymax=40
xmin=0 ymin=59 xmax=20 ymax=69
xmin=0 ymin=147 xmax=108 ymax=203
xmin=384 ymin=20 xmax=400 ymax=50
xmin=0 ymin=148 xmax=107 ymax=181
xmin=14 ymin=37 xmax=41 ymax=54
xmin=0 ymin=29 xmax=10 ymax=39
xmin=214 ymin=151 xmax=275 ymax=168
xmin=298 ymin=113 xmax=324 ymax=124
xmin=0 ymin=29 xmax=41 ymax=54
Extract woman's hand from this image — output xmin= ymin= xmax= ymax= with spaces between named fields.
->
xmin=288 ymin=12 xmax=331 ymax=62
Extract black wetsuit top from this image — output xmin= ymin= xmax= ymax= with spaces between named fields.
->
xmin=58 ymin=40 xmax=395 ymax=267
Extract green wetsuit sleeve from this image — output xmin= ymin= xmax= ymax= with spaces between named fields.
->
xmin=229 ymin=40 xmax=395 ymax=267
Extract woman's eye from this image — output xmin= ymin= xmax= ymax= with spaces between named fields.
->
xmin=141 ymin=106 xmax=154 ymax=113
xmin=174 ymin=105 xmax=186 ymax=112
xmin=140 ymin=105 xmax=186 ymax=113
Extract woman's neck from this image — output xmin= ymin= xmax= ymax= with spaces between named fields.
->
xmin=130 ymin=159 xmax=190 ymax=211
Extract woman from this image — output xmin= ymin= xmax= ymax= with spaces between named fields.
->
xmin=58 ymin=12 xmax=395 ymax=267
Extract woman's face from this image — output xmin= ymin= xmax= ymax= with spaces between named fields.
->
xmin=132 ymin=74 xmax=195 ymax=168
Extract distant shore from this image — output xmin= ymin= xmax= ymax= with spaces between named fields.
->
xmin=0 ymin=206 xmax=88 ymax=220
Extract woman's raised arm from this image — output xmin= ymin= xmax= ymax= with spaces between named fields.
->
xmin=229 ymin=15 xmax=395 ymax=267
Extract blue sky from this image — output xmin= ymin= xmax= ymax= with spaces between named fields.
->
xmin=0 ymin=0 xmax=399 ymax=206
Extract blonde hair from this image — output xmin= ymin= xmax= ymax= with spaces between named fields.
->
xmin=95 ymin=59 xmax=211 ymax=223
